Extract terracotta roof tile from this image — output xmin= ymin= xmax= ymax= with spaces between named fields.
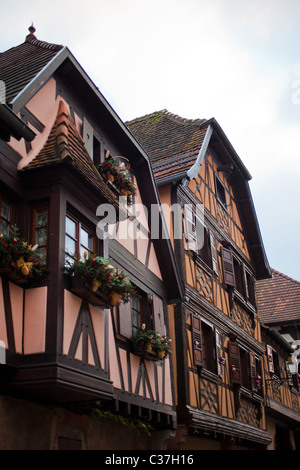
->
xmin=22 ymin=100 xmax=120 ymax=208
xmin=126 ymin=110 xmax=207 ymax=180
xmin=0 ymin=31 xmax=63 ymax=104
xmin=256 ymin=268 xmax=300 ymax=325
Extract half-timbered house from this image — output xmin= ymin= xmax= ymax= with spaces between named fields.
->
xmin=0 ymin=28 xmax=183 ymax=450
xmin=257 ymin=269 xmax=300 ymax=449
xmin=127 ymin=109 xmax=273 ymax=449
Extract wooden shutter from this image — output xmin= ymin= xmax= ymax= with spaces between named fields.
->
xmin=221 ymin=247 xmax=235 ymax=286
xmin=285 ymin=361 xmax=294 ymax=387
xmin=184 ymin=205 xmax=197 ymax=251
xmin=152 ymin=294 xmax=166 ymax=336
xmin=118 ymin=301 xmax=132 ymax=339
xmin=250 ymin=353 xmax=257 ymax=391
xmin=215 ymin=329 xmax=223 ymax=377
xmin=267 ymin=345 xmax=274 ymax=373
xmin=210 ymin=232 xmax=219 ymax=275
xmin=229 ymin=341 xmax=241 ymax=384
xmin=192 ymin=314 xmax=203 ymax=367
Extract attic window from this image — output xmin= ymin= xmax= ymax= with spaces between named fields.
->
xmin=215 ymin=175 xmax=227 ymax=208
xmin=93 ymin=136 xmax=101 ymax=166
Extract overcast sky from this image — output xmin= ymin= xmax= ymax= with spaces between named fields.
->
xmin=2 ymin=0 xmax=300 ymax=281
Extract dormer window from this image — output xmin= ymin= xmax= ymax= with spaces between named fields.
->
xmin=215 ymin=174 xmax=227 ymax=208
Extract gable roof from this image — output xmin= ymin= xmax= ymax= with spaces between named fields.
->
xmin=126 ymin=110 xmax=252 ymax=183
xmin=256 ymin=269 xmax=300 ymax=325
xmin=126 ymin=109 xmax=207 ymax=180
xmin=0 ymin=26 xmax=64 ymax=106
xmin=22 ymin=99 xmax=121 ymax=210
xmin=127 ymin=110 xmax=271 ymax=280
xmin=0 ymin=28 xmax=184 ymax=301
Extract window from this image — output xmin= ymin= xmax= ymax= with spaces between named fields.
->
xmin=191 ymin=313 xmax=223 ymax=376
xmin=93 ymin=136 xmax=101 ymax=166
xmin=245 ymin=269 xmax=255 ymax=306
xmin=118 ymin=293 xmax=165 ymax=339
xmin=33 ymin=207 xmax=48 ymax=265
xmin=132 ymin=296 xmax=142 ymax=333
xmin=0 ymin=195 xmax=13 ymax=236
xmin=267 ymin=344 xmax=281 ymax=377
xmin=229 ymin=340 xmax=262 ymax=392
xmin=221 ymin=247 xmax=256 ymax=307
xmin=184 ymin=205 xmax=219 ymax=274
xmin=215 ymin=174 xmax=227 ymax=208
xmin=65 ymin=215 xmax=95 ymax=263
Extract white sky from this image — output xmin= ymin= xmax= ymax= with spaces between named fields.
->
xmin=2 ymin=0 xmax=300 ymax=281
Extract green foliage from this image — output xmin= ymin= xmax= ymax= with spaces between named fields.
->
xmin=64 ymin=254 xmax=140 ymax=303
xmin=132 ymin=325 xmax=172 ymax=356
xmin=97 ymin=156 xmax=136 ymax=204
xmin=0 ymin=225 xmax=44 ymax=279
xmin=67 ymin=403 xmax=154 ymax=437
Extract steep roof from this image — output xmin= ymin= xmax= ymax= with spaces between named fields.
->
xmin=256 ymin=269 xmax=300 ymax=325
xmin=127 ymin=109 xmax=271 ymax=280
xmin=126 ymin=110 xmax=207 ymax=181
xmin=22 ymin=100 xmax=120 ymax=208
xmin=0 ymin=25 xmax=63 ymax=105
xmin=126 ymin=110 xmax=252 ymax=182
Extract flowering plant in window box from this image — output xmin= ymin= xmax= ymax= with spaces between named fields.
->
xmin=131 ymin=324 xmax=172 ymax=361
xmin=0 ymin=226 xmax=44 ymax=284
xmin=65 ymin=252 xmax=140 ymax=307
xmin=218 ymin=356 xmax=226 ymax=365
xmin=97 ymin=154 xmax=136 ymax=205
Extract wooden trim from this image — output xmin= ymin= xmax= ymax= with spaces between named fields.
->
xmin=2 ymin=277 xmax=16 ymax=352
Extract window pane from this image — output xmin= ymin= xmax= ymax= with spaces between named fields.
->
xmin=36 ymin=227 xmax=47 ymax=246
xmin=36 ymin=208 xmax=47 ymax=227
xmin=65 ymin=253 xmax=75 ymax=265
xmin=36 ymin=246 xmax=47 ymax=265
xmin=0 ymin=218 xmax=10 ymax=236
xmin=66 ymin=217 xmax=76 ymax=239
xmin=80 ymin=227 xmax=89 ymax=249
xmin=65 ymin=235 xmax=76 ymax=256
xmin=132 ymin=297 xmax=140 ymax=330
xmin=1 ymin=199 xmax=10 ymax=220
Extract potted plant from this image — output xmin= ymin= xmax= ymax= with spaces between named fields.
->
xmin=0 ymin=226 xmax=44 ymax=284
xmin=155 ymin=334 xmax=172 ymax=359
xmin=64 ymin=252 xmax=139 ymax=307
xmin=97 ymin=153 xmax=136 ymax=205
xmin=131 ymin=324 xmax=172 ymax=361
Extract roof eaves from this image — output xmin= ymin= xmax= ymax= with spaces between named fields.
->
xmin=262 ymin=325 xmax=295 ymax=353
xmin=201 ymin=117 xmax=252 ymax=181
xmin=10 ymin=46 xmax=68 ymax=113
xmin=0 ymin=103 xmax=36 ymax=142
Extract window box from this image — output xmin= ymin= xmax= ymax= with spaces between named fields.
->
xmin=65 ymin=254 xmax=140 ymax=308
xmin=131 ymin=325 xmax=172 ymax=361
xmin=97 ymin=154 xmax=136 ymax=205
xmin=132 ymin=340 xmax=159 ymax=362
xmin=0 ymin=227 xmax=44 ymax=285
xmin=0 ymin=258 xmax=28 ymax=285
xmin=70 ymin=275 xmax=112 ymax=308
